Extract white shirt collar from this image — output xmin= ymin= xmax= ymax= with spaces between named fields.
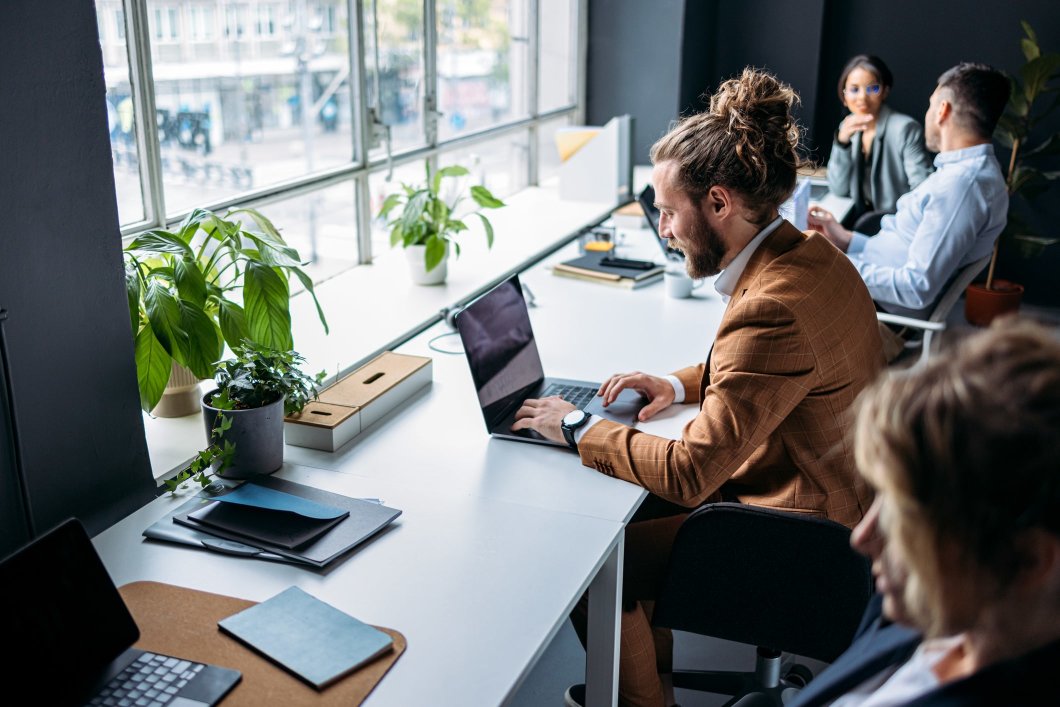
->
xmin=714 ymin=216 xmax=784 ymax=302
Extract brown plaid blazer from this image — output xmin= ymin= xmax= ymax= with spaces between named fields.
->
xmin=578 ymin=222 xmax=883 ymax=528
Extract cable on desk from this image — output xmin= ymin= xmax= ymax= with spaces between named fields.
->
xmin=428 ymin=330 xmax=464 ymax=355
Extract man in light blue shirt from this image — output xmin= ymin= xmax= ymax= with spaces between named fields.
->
xmin=809 ymin=63 xmax=1010 ymax=319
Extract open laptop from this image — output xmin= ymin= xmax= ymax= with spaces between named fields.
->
xmin=455 ymin=274 xmax=646 ymax=447
xmin=0 ymin=517 xmax=241 ymax=707
xmin=636 ymin=184 xmax=683 ymax=262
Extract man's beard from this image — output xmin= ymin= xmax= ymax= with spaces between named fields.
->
xmin=676 ymin=213 xmax=727 ymax=279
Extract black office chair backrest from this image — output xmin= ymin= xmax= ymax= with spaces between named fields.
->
xmin=652 ymin=503 xmax=873 ymax=664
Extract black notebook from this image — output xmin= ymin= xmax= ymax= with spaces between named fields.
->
xmin=188 ymin=500 xmax=348 ymax=549
xmin=552 ymin=251 xmax=663 ymax=289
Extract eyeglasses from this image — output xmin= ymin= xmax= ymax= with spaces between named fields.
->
xmin=844 ymin=84 xmax=882 ymax=97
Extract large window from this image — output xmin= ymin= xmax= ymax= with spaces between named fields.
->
xmin=97 ymin=0 xmax=582 ymax=283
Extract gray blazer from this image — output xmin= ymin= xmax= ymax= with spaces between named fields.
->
xmin=827 ymin=104 xmax=934 ymax=215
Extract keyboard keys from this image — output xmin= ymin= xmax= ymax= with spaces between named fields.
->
xmin=86 ymin=652 xmax=207 ymax=707
xmin=542 ymin=383 xmax=596 ymax=409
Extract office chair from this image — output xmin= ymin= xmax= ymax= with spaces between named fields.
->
xmin=851 ymin=209 xmax=892 ymax=236
xmin=652 ymin=503 xmax=873 ymax=707
xmin=876 ymin=255 xmax=992 ymax=366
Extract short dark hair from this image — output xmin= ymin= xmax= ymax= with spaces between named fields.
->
xmin=837 ymin=54 xmax=894 ymax=104
xmin=936 ymin=62 xmax=1010 ymax=138
xmin=650 ymin=68 xmax=803 ymax=225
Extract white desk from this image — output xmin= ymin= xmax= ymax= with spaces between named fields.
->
xmin=100 ymin=226 xmax=726 ymax=707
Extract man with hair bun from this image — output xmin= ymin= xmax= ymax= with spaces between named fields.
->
xmin=787 ymin=318 xmax=1060 ymax=706
xmin=514 ymin=68 xmax=884 ymax=707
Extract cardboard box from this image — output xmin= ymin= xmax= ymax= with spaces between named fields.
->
xmin=284 ymin=352 xmax=432 ymax=451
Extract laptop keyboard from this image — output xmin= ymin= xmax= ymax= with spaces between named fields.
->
xmin=87 ymin=652 xmax=205 ymax=707
xmin=542 ymin=383 xmax=597 ymax=409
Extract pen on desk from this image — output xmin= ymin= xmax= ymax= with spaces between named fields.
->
xmin=600 ymin=256 xmax=657 ymax=270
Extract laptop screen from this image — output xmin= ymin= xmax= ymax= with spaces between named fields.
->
xmin=636 ymin=184 xmax=683 ymax=261
xmin=0 ymin=518 xmax=139 ymax=701
xmin=456 ymin=275 xmax=545 ymax=428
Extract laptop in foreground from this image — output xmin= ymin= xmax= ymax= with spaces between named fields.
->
xmin=456 ymin=274 xmax=646 ymax=447
xmin=0 ymin=517 xmax=241 ymax=707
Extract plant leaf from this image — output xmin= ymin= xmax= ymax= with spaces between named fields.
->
xmin=227 ymin=208 xmax=286 ymax=244
xmin=474 ymin=212 xmax=495 ymax=249
xmin=217 ymin=298 xmax=249 ymax=350
xmin=1021 ymin=37 xmax=1040 ymax=62
xmin=432 ymin=165 xmax=469 ymax=193
xmin=446 ymin=219 xmax=468 ymax=232
xmin=290 ymin=268 xmax=330 ymax=334
xmin=178 ymin=301 xmax=223 ymax=379
xmin=125 ymin=264 xmax=141 ymax=334
xmin=144 ymin=281 xmax=187 ymax=362
xmin=244 ymin=262 xmax=293 ymax=351
xmin=470 ymin=185 xmax=505 ymax=208
xmin=1021 ymin=54 xmax=1060 ymax=104
xmin=126 ymin=230 xmax=193 ymax=256
xmin=389 ymin=222 xmax=406 ymax=248
xmin=401 ymin=190 xmax=431 ymax=230
xmin=1022 ymin=19 xmax=1038 ymax=45
xmin=241 ymin=237 xmax=303 ymax=267
xmin=378 ymin=193 xmax=404 ymax=219
xmin=134 ymin=321 xmax=172 ymax=412
xmin=424 ymin=234 xmax=447 ymax=272
xmin=173 ymin=256 xmax=207 ymax=307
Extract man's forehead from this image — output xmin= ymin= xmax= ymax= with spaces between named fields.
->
xmin=651 ymin=161 xmax=680 ymax=200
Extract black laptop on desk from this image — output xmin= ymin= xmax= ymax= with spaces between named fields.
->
xmin=636 ymin=184 xmax=683 ymax=262
xmin=0 ymin=518 xmax=241 ymax=707
xmin=455 ymin=274 xmax=646 ymax=447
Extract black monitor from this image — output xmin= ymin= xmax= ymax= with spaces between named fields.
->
xmin=636 ymin=184 xmax=683 ymax=261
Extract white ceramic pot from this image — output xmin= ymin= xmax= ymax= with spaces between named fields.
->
xmin=405 ymin=244 xmax=448 ymax=286
xmin=151 ymin=361 xmax=201 ymax=417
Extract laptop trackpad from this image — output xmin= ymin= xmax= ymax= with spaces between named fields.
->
xmin=585 ymin=388 xmax=646 ymax=426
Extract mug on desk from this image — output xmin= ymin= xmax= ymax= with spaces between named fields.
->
xmin=664 ymin=266 xmax=705 ymax=299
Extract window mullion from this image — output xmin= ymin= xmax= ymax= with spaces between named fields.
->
xmin=527 ymin=0 xmax=540 ymax=185
xmin=575 ymin=0 xmax=588 ymax=125
xmin=124 ymin=0 xmax=165 ymax=228
xmin=351 ymin=0 xmax=374 ymax=264
xmin=423 ymin=0 xmax=439 ymax=154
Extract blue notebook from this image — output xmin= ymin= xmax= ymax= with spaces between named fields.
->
xmin=218 ymin=586 xmax=394 ymax=689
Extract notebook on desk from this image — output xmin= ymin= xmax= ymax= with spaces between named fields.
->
xmin=455 ymin=274 xmax=647 ymax=447
xmin=0 ymin=518 xmax=241 ymax=707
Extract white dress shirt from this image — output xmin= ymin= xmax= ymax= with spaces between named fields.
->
xmin=847 ymin=144 xmax=1007 ymax=319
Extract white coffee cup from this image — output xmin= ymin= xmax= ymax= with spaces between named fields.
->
xmin=664 ymin=267 xmax=704 ymax=299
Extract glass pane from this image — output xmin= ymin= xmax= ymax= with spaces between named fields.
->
xmin=536 ymin=114 xmax=572 ymax=183
xmin=437 ymin=0 xmax=530 ymax=140
xmin=538 ymin=0 xmax=574 ymax=111
xmin=366 ymin=0 xmax=426 ymax=157
xmin=251 ymin=180 xmax=360 ymax=286
xmin=96 ymin=0 xmax=146 ymax=225
xmin=439 ymin=131 xmax=529 ymax=198
xmin=145 ymin=0 xmax=355 ymax=215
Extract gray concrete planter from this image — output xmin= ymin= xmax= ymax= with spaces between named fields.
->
xmin=201 ymin=391 xmax=285 ymax=479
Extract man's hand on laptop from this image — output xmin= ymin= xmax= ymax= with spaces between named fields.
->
xmin=598 ymin=372 xmax=675 ymax=421
xmin=807 ymin=207 xmax=853 ymax=253
xmin=512 ymin=396 xmax=577 ymax=443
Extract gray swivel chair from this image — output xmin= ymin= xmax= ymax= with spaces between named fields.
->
xmin=651 ymin=503 xmax=873 ymax=707
xmin=876 ymin=255 xmax=992 ymax=365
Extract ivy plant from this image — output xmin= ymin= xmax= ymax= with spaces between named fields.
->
xmin=165 ymin=342 xmax=324 ymax=492
xmin=125 ymin=207 xmax=329 ymax=412
xmin=378 ymin=159 xmax=505 ymax=272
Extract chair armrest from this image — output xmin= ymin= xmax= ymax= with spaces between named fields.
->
xmin=876 ymin=312 xmax=947 ymax=332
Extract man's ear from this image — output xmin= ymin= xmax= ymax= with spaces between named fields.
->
xmin=703 ymin=185 xmax=732 ymax=218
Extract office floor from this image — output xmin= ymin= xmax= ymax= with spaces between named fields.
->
xmin=510 ymin=621 xmax=827 ymax=707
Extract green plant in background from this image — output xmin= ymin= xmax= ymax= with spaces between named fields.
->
xmin=165 ymin=342 xmax=324 ymax=492
xmin=378 ymin=159 xmax=506 ymax=272
xmin=125 ymin=207 xmax=329 ymax=412
xmin=988 ymin=20 xmax=1060 ymax=288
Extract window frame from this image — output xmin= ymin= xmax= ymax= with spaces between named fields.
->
xmin=113 ymin=0 xmax=587 ymax=274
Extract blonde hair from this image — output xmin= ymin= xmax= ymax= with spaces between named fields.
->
xmin=854 ymin=318 xmax=1060 ymax=636
xmin=650 ymin=68 xmax=804 ymax=225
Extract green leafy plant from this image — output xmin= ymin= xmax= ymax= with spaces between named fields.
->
xmin=988 ymin=20 xmax=1060 ymax=288
xmin=165 ymin=342 xmax=324 ymax=492
xmin=378 ymin=160 xmax=505 ymax=272
xmin=125 ymin=207 xmax=329 ymax=412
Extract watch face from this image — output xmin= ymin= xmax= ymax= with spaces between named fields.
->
xmin=562 ymin=409 xmax=588 ymax=427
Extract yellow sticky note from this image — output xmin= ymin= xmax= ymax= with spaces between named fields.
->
xmin=584 ymin=240 xmax=615 ymax=252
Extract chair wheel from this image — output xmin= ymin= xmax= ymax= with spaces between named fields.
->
xmin=784 ymin=664 xmax=814 ymax=688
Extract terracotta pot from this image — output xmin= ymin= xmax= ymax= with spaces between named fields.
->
xmin=964 ymin=280 xmax=1024 ymax=327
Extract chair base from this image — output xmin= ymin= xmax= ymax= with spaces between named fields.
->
xmin=672 ymin=647 xmax=809 ymax=706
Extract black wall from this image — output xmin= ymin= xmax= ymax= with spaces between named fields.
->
xmin=587 ymin=0 xmax=1060 ymax=304
xmin=0 ymin=0 xmax=155 ymax=553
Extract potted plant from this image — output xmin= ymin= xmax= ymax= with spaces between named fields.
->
xmin=378 ymin=159 xmax=505 ymax=285
xmin=125 ymin=207 xmax=329 ymax=416
xmin=165 ymin=341 xmax=323 ymax=492
xmin=966 ymin=21 xmax=1060 ymax=326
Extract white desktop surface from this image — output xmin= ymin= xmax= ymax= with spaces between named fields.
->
xmin=94 ymin=464 xmax=624 ymax=707
xmin=104 ymin=225 xmax=726 ymax=707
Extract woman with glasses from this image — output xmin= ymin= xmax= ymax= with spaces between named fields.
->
xmin=826 ymin=54 xmax=933 ymax=228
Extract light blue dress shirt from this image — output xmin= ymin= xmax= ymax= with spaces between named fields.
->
xmin=847 ymin=144 xmax=1007 ymax=319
